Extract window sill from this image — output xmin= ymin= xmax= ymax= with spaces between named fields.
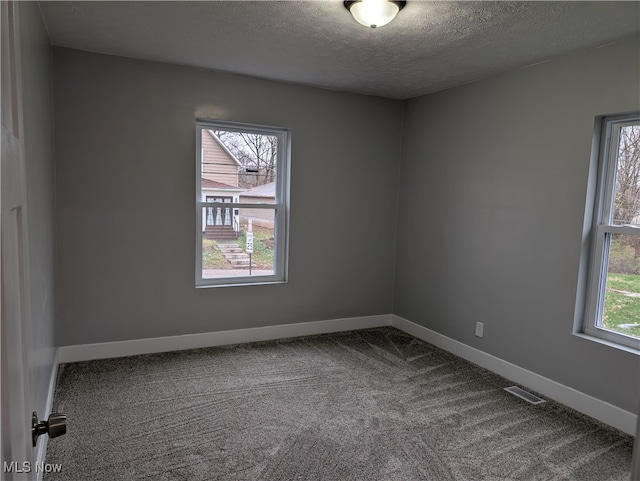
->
xmin=196 ymin=279 xmax=287 ymax=289
xmin=573 ymin=332 xmax=640 ymax=355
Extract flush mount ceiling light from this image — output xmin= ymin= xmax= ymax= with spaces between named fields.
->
xmin=344 ymin=0 xmax=406 ymax=28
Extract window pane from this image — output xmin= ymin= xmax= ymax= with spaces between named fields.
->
xmin=600 ymin=233 xmax=640 ymax=339
xmin=612 ymin=125 xmax=640 ymax=226
xmin=196 ymin=121 xmax=288 ymax=287
xmin=201 ymin=208 xmax=275 ymax=280
xmin=200 ymin=128 xmax=278 ymax=193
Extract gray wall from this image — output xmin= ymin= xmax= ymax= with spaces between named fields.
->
xmin=394 ymin=35 xmax=640 ymax=413
xmin=52 ymin=35 xmax=640 ymax=414
xmin=53 ymin=48 xmax=403 ymax=346
xmin=20 ymin=2 xmax=57 ymax=419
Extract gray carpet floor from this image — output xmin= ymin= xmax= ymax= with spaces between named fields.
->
xmin=44 ymin=327 xmax=633 ymax=480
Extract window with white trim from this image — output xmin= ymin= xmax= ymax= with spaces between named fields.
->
xmin=195 ymin=120 xmax=290 ymax=287
xmin=584 ymin=113 xmax=640 ymax=349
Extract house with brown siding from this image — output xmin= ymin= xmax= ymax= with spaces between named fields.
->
xmin=201 ymin=130 xmax=244 ymax=238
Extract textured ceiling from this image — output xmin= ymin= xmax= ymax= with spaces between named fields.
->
xmin=39 ymin=1 xmax=640 ymax=99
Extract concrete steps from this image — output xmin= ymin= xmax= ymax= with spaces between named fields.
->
xmin=217 ymin=242 xmax=251 ymax=268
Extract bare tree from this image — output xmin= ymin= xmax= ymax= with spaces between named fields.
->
xmin=214 ymin=130 xmax=277 ymax=189
xmin=614 ymin=125 xmax=640 ymax=224
xmin=613 ymin=125 xmax=640 ymax=257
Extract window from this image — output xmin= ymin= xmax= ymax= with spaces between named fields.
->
xmin=583 ymin=113 xmax=640 ymax=350
xmin=195 ymin=120 xmax=290 ymax=287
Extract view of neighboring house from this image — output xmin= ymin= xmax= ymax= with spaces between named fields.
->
xmin=201 ymin=130 xmax=244 ymax=238
xmin=201 ymin=130 xmax=277 ymax=238
xmin=239 ymin=181 xmax=276 ymax=228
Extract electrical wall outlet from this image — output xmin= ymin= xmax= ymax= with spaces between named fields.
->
xmin=475 ymin=322 xmax=484 ymax=338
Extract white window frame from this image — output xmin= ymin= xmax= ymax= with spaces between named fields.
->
xmin=195 ymin=119 xmax=290 ymax=288
xmin=583 ymin=113 xmax=640 ymax=351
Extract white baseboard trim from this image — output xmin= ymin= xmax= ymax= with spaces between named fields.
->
xmin=35 ymin=348 xmax=60 ymax=481
xmin=391 ymin=314 xmax=637 ymax=436
xmin=58 ymin=314 xmax=392 ymax=364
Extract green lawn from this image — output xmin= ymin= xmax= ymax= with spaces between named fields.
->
xmin=236 ymin=226 xmax=274 ymax=269
xmin=202 ymin=227 xmax=274 ymax=270
xmin=202 ymin=237 xmax=231 ymax=269
xmin=603 ymin=273 xmax=640 ymax=339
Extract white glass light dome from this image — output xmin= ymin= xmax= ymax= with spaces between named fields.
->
xmin=345 ymin=0 xmax=406 ymax=28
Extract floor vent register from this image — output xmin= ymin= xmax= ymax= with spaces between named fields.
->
xmin=503 ymin=386 xmax=546 ymax=405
